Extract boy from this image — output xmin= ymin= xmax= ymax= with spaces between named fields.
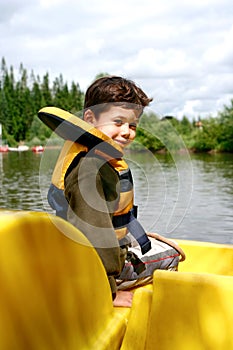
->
xmin=44 ymin=76 xmax=185 ymax=307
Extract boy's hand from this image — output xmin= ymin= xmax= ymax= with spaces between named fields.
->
xmin=147 ymin=232 xmax=186 ymax=261
xmin=113 ymin=290 xmax=133 ymax=307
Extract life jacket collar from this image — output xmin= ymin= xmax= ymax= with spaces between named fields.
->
xmin=38 ymin=106 xmax=123 ymax=158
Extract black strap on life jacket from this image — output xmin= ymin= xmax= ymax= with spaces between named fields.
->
xmin=127 ymin=213 xmax=152 ymax=255
xmin=113 ymin=206 xmax=151 ymax=255
xmin=47 ymin=184 xmax=68 ymax=220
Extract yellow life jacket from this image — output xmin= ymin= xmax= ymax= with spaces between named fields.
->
xmin=39 ymin=107 xmax=151 ymax=254
xmin=49 ymin=139 xmax=134 ymax=240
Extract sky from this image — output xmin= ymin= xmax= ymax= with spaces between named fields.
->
xmin=1 ymin=0 xmax=233 ymax=119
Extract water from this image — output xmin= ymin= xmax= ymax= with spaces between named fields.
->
xmin=126 ymin=151 xmax=233 ymax=245
xmin=0 ymin=148 xmax=232 ymax=244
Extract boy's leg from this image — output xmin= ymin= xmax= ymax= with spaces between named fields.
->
xmin=117 ymin=234 xmax=182 ymax=290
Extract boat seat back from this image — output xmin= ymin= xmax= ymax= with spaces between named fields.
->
xmin=146 ymin=270 xmax=233 ymax=350
xmin=0 ymin=211 xmax=127 ymax=350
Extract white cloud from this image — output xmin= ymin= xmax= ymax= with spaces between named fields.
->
xmin=124 ymin=48 xmax=191 ymax=79
xmin=204 ymin=24 xmax=233 ymax=66
xmin=0 ymin=0 xmax=232 ymax=119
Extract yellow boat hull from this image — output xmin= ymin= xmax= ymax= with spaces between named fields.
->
xmin=0 ymin=210 xmax=232 ymax=349
xmin=177 ymin=239 xmax=233 ymax=276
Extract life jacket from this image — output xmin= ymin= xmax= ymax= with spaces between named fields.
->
xmin=38 ymin=107 xmax=151 ymax=254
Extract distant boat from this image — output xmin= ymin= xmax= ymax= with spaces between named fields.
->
xmin=0 ymin=145 xmax=9 ymax=153
xmin=8 ymin=145 xmax=29 ymax=152
xmin=31 ymin=145 xmax=44 ymax=153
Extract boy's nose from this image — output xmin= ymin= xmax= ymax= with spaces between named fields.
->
xmin=121 ymin=123 xmax=130 ymax=136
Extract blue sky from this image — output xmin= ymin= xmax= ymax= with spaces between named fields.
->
xmin=1 ymin=0 xmax=233 ymax=119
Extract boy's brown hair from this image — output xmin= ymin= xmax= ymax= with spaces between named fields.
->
xmin=84 ymin=76 xmax=152 ymax=117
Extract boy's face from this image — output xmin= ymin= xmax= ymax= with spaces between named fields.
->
xmin=84 ymin=105 xmax=140 ymax=149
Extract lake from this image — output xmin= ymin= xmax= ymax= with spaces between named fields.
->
xmin=0 ymin=148 xmax=232 ymax=245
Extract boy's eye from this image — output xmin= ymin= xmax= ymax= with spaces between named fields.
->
xmin=129 ymin=123 xmax=137 ymax=131
xmin=114 ymin=119 xmax=124 ymax=126
xmin=113 ymin=119 xmax=137 ymax=130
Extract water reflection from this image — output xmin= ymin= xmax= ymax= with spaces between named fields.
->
xmin=0 ymin=151 xmax=43 ymax=211
xmin=126 ymin=150 xmax=194 ymax=239
xmin=125 ymin=151 xmax=233 ymax=244
xmin=0 ymin=149 xmax=232 ymax=244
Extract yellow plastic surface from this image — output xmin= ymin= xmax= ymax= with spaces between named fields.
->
xmin=1 ymin=210 xmax=233 ymax=350
xmin=0 ymin=211 xmax=129 ymax=350
xmin=120 ymin=287 xmax=153 ymax=350
xmin=177 ymin=239 xmax=233 ymax=276
xmin=146 ymin=270 xmax=233 ymax=350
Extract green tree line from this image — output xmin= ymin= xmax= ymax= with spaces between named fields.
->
xmin=135 ymin=101 xmax=233 ymax=152
xmin=0 ymin=57 xmax=232 ymax=152
xmin=0 ymin=58 xmax=84 ymax=146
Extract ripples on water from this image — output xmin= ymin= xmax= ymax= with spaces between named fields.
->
xmin=127 ymin=151 xmax=233 ymax=244
xmin=0 ymin=149 xmax=232 ymax=244
xmin=0 ymin=152 xmax=42 ymax=211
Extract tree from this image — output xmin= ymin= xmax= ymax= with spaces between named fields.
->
xmin=69 ymin=81 xmax=84 ymax=113
xmin=191 ymin=118 xmax=219 ymax=152
xmin=0 ymin=63 xmax=16 ymax=134
xmin=41 ymin=72 xmax=52 ymax=106
xmin=217 ymin=99 xmax=233 ymax=152
xmin=133 ymin=112 xmax=164 ymax=151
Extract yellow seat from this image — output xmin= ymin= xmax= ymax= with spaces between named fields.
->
xmin=148 ymin=270 xmax=233 ymax=350
xmin=0 ymin=211 xmax=129 ymax=350
xmin=121 ymin=270 xmax=233 ymax=350
xmin=120 ymin=287 xmax=153 ymax=350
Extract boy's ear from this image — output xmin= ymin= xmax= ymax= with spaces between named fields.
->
xmin=83 ymin=109 xmax=96 ymax=125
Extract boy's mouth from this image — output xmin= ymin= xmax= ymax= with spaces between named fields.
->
xmin=114 ymin=139 xmax=131 ymax=147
